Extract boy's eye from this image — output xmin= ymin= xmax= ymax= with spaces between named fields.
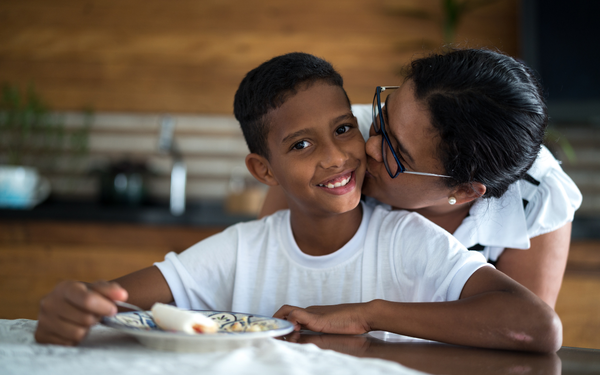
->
xmin=335 ymin=125 xmax=351 ymax=135
xmin=292 ymin=140 xmax=311 ymax=150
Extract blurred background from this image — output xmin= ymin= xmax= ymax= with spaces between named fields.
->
xmin=1 ymin=0 xmax=599 ymax=348
xmin=0 ymin=0 xmax=522 ymax=206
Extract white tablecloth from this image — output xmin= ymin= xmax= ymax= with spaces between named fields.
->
xmin=0 ymin=319 xmax=427 ymax=375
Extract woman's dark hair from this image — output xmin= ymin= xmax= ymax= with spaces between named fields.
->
xmin=234 ymin=52 xmax=347 ymax=159
xmin=406 ymin=48 xmax=548 ymax=198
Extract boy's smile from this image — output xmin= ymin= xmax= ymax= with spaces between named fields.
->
xmin=316 ymin=171 xmax=357 ymax=196
xmin=263 ymin=81 xmax=366 ymax=218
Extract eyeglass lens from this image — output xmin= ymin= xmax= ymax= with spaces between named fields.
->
xmin=372 ymin=93 xmax=382 ymax=133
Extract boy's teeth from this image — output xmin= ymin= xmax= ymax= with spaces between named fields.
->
xmin=320 ymin=175 xmax=351 ymax=189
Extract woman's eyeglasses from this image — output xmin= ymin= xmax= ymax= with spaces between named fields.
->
xmin=372 ymin=86 xmax=452 ymax=179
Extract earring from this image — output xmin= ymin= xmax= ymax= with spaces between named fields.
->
xmin=448 ymin=196 xmax=457 ymax=205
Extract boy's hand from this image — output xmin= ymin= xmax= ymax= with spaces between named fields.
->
xmin=35 ymin=280 xmax=128 ymax=346
xmin=273 ymin=303 xmax=371 ymax=335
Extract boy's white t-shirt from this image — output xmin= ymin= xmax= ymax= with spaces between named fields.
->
xmin=155 ymin=201 xmax=490 ymax=317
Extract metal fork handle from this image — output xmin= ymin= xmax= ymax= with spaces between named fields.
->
xmin=114 ymin=300 xmax=145 ymax=312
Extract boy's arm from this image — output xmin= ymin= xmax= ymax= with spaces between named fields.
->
xmin=274 ymin=266 xmax=562 ymax=353
xmin=35 ymin=266 xmax=172 ymax=346
xmin=112 ymin=266 xmax=174 ymax=309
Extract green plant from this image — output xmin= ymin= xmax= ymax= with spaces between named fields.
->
xmin=387 ymin=0 xmax=503 ymax=51
xmin=0 ymin=83 xmax=92 ymax=169
xmin=544 ymin=127 xmax=577 ymax=164
xmin=441 ymin=0 xmax=502 ymax=43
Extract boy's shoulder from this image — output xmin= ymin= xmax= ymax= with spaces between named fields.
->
xmin=231 ymin=208 xmax=290 ymax=233
xmin=183 ymin=209 xmax=290 ymax=255
xmin=366 ymin=198 xmax=424 ymax=225
xmin=366 ymin=199 xmax=456 ymax=242
xmin=222 ymin=208 xmax=293 ymax=243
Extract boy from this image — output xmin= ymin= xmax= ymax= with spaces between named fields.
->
xmin=35 ymin=53 xmax=561 ymax=353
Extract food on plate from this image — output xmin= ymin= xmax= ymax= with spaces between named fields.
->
xmin=221 ymin=316 xmax=271 ymax=332
xmin=151 ymin=303 xmax=218 ymax=334
xmin=150 ymin=303 xmax=279 ymax=334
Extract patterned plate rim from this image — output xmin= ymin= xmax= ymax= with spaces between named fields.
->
xmin=101 ymin=309 xmax=295 ymax=340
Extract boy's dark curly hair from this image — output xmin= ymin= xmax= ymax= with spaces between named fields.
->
xmin=234 ymin=52 xmax=348 ymax=159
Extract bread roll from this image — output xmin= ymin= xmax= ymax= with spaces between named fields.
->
xmin=151 ymin=303 xmax=218 ymax=334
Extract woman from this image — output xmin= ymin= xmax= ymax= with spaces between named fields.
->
xmin=259 ymin=48 xmax=582 ymax=308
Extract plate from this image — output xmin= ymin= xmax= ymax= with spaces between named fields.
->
xmin=101 ymin=310 xmax=295 ymax=352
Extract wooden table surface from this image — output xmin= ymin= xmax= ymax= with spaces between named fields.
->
xmin=282 ymin=331 xmax=600 ymax=375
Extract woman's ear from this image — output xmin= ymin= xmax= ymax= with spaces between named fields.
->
xmin=452 ymin=182 xmax=487 ymax=205
xmin=245 ymin=153 xmax=279 ymax=186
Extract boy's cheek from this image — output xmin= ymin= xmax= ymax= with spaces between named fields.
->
xmin=353 ymin=141 xmax=368 ymax=164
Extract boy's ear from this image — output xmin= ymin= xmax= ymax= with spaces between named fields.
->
xmin=245 ymin=153 xmax=279 ymax=186
xmin=452 ymin=182 xmax=486 ymax=205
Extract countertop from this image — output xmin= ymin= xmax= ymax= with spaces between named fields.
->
xmin=0 ymin=198 xmax=256 ymax=227
xmin=1 ymin=198 xmax=599 ymax=240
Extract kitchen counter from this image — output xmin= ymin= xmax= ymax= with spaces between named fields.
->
xmin=0 ymin=198 xmax=256 ymax=227
xmin=1 ymin=198 xmax=599 ymax=239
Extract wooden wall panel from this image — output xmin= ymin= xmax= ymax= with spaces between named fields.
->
xmin=557 ymin=275 xmax=600 ymax=349
xmin=0 ymin=244 xmax=171 ymax=319
xmin=0 ymin=0 xmax=518 ymax=114
xmin=0 ymin=0 xmax=519 ymax=201
xmin=556 ymin=241 xmax=600 ymax=349
xmin=0 ymin=220 xmax=223 ymax=319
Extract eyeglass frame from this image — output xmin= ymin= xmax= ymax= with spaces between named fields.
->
xmin=372 ymin=86 xmax=453 ymax=179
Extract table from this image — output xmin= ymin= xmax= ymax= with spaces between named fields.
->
xmin=1 ymin=319 xmax=599 ymax=375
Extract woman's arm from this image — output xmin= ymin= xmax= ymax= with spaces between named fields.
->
xmin=274 ymin=266 xmax=562 ymax=353
xmin=495 ymin=223 xmax=572 ymax=308
xmin=258 ymin=185 xmax=289 ymax=218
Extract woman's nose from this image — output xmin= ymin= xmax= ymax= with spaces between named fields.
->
xmin=365 ymin=134 xmax=383 ymax=162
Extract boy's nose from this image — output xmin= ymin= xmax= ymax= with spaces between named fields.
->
xmin=320 ymin=143 xmax=348 ymax=169
xmin=365 ymin=134 xmax=383 ymax=162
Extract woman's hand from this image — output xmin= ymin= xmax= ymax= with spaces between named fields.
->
xmin=273 ymin=303 xmax=372 ymax=334
xmin=35 ymin=280 xmax=127 ymax=346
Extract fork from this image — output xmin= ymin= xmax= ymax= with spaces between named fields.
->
xmin=114 ymin=300 xmax=146 ymax=312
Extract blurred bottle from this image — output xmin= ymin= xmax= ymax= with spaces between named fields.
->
xmin=225 ymin=166 xmax=266 ymax=216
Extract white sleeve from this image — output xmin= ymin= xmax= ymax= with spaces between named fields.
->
xmin=154 ymin=226 xmax=238 ymax=311
xmin=523 ymin=149 xmax=583 ymax=239
xmin=389 ymin=212 xmax=491 ymax=302
xmin=351 ymin=104 xmax=371 ymax=141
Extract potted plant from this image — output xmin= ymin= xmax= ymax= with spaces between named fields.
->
xmin=0 ymin=83 xmax=92 ymax=209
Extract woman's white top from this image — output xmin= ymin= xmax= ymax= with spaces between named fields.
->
xmin=352 ymin=104 xmax=582 ymax=262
